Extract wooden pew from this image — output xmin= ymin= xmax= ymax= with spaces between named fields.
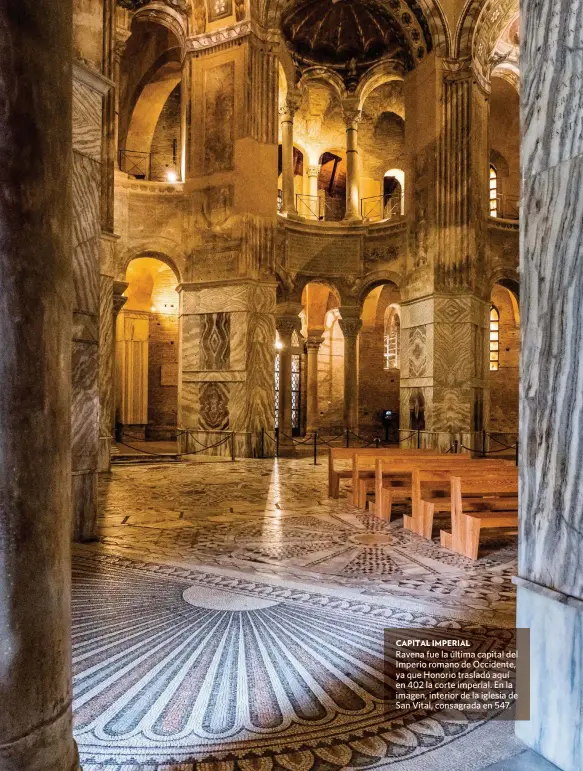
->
xmin=372 ymin=456 xmax=477 ymax=519
xmin=328 ymin=447 xmax=435 ymax=499
xmin=439 ymin=474 xmax=518 ymax=559
xmin=405 ymin=462 xmax=515 ymax=537
xmin=349 ymin=449 xmax=440 ymax=506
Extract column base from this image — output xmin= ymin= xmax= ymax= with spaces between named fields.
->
xmin=515 ymin=578 xmax=583 ymax=771
xmin=0 ymin=708 xmax=80 ymax=771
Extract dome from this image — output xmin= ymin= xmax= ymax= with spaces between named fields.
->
xmin=282 ymin=0 xmax=413 ymax=68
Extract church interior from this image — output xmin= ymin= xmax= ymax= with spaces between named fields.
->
xmin=0 ymin=0 xmax=581 ymax=770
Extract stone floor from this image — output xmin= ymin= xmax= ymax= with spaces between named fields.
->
xmin=73 ymin=456 xmax=525 ymax=771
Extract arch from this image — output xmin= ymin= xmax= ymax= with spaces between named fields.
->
xmin=384 ymin=304 xmax=401 ymax=370
xmin=356 ymin=271 xmax=403 ymax=305
xmin=118 ymin=243 xmax=186 ymax=283
xmin=355 ymin=62 xmax=405 ymax=109
xmin=133 ymin=2 xmax=188 ymax=52
xmin=297 ymin=67 xmax=348 ymax=104
xmin=384 ymin=168 xmax=405 ymax=216
xmin=455 ymin=0 xmax=519 ymax=88
xmin=125 ymin=61 xmax=181 ymax=165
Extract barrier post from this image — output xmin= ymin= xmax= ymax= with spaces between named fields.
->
xmin=454 ymin=439 xmax=459 ymax=454
xmin=515 ymin=439 xmax=519 ymax=467
xmin=482 ymin=429 xmax=487 ymax=458
xmin=231 ymin=431 xmax=236 ymax=462
xmin=276 ymin=427 xmax=280 ymax=458
xmin=345 ymin=428 xmax=350 ymax=448
xmin=260 ymin=427 xmax=265 ymax=459
xmin=417 ymin=430 xmax=421 ymax=449
xmin=313 ymin=431 xmax=318 ymax=466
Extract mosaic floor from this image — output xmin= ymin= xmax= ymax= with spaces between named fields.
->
xmin=73 ymin=457 xmax=523 ymax=771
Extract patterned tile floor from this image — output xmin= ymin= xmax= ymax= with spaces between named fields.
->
xmin=73 ymin=457 xmax=523 ymax=771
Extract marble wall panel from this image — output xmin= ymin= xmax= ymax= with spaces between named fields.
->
xmin=98 ymin=275 xmax=113 ymax=473
xmin=203 ymin=62 xmax=235 ymax=175
xmin=230 ymin=311 xmax=248 ymax=371
xmin=179 ymin=382 xmax=199 ymax=427
xmin=71 ymin=340 xmax=99 ymax=472
xmin=182 ymin=284 xmax=250 ymax=315
xmin=516 ymin=584 xmax=583 ymax=771
xmin=242 ymin=312 xmax=276 ymax=433
xmin=72 ymin=152 xmax=101 ymax=316
xmin=180 ymin=314 xmax=200 ymax=371
xmin=199 ymin=381 xmax=230 ymax=431
xmin=72 ymin=79 xmax=102 ymax=162
xmin=522 ymin=0 xmax=583 ymax=177
xmin=200 ymin=312 xmax=230 ymax=371
xmin=520 ymin=153 xmax=583 ymax=600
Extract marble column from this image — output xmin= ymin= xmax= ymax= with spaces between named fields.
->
xmin=0 ymin=1 xmax=79 ymax=769
xmin=279 ymin=92 xmax=301 ymax=216
xmin=72 ymin=61 xmax=113 ymax=541
xmin=306 ymin=333 xmax=324 ymax=431
xmin=307 ymin=164 xmax=320 ymax=219
xmin=342 ymin=100 xmax=362 ymax=221
xmin=275 ymin=311 xmax=302 ymax=436
xmin=112 ymin=281 xmax=128 ymax=435
xmin=339 ymin=311 xmax=363 ymax=431
xmin=517 ymin=1 xmax=583 ymax=769
xmin=400 ymin=55 xmax=490 ymax=448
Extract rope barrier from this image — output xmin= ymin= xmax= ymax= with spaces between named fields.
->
xmin=116 ymin=433 xmax=232 ymax=458
xmin=486 ymin=433 xmax=519 ymax=451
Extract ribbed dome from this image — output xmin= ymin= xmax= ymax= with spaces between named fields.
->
xmin=282 ymin=0 xmax=411 ymax=67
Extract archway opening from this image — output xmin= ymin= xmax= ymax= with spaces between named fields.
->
xmin=489 ymin=283 xmax=520 ymax=441
xmin=116 ymin=257 xmax=179 ymax=443
xmin=359 ymin=283 xmax=401 ymax=436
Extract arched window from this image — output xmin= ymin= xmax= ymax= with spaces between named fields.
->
xmin=384 ymin=306 xmax=401 ymax=370
xmin=489 ymin=305 xmax=500 ymax=371
xmin=489 ymin=165 xmax=498 ymax=218
xmin=383 ymin=168 xmax=405 ymax=218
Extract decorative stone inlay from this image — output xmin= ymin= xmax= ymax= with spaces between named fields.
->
xmin=182 ymin=585 xmax=280 ymax=610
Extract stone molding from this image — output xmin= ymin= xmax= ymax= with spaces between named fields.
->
xmin=513 ymin=576 xmax=583 ymax=612
xmin=73 ymin=60 xmax=115 ymax=95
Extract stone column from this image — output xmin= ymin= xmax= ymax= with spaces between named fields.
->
xmin=275 ymin=310 xmax=302 ymax=436
xmin=0 ymin=1 xmax=79 ymax=769
xmin=72 ymin=61 xmax=113 ymax=541
xmin=339 ymin=311 xmax=363 ymax=431
xmin=517 ymin=2 xmax=583 ymax=769
xmin=400 ymin=56 xmax=490 ymax=448
xmin=113 ymin=32 xmax=130 ymax=169
xmin=98 ymin=234 xmax=119 ymax=473
xmin=306 ymin=333 xmax=324 ymax=431
xmin=307 ymin=164 xmax=320 ymax=219
xmin=279 ymin=91 xmax=301 ymax=216
xmin=342 ymin=100 xmax=362 ymax=221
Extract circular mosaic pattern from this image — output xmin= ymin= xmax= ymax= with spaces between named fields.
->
xmin=73 ymin=554 xmax=513 ymax=770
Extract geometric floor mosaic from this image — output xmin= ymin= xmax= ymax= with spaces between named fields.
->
xmin=74 ymin=457 xmax=523 ymax=770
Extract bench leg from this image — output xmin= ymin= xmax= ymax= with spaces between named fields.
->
xmin=379 ymin=489 xmax=393 ymax=521
xmin=420 ymin=502 xmax=434 ymax=540
xmin=358 ymin=478 xmax=368 ymax=510
xmin=461 ymin=515 xmax=481 ymax=560
xmin=440 ymin=530 xmax=452 ymax=549
xmin=329 ymin=473 xmax=340 ymax=499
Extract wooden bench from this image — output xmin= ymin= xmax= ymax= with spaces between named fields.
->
xmin=439 ymin=474 xmax=518 ymax=559
xmin=328 ymin=447 xmax=435 ymax=499
xmin=372 ymin=456 xmax=483 ymax=520
xmin=348 ymin=449 xmax=447 ymax=507
xmin=405 ymin=462 xmax=516 ymax=537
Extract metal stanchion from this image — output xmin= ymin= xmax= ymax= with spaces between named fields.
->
xmin=275 ymin=427 xmax=280 ymax=458
xmin=345 ymin=428 xmax=350 ymax=448
xmin=231 ymin=431 xmax=236 ymax=462
xmin=482 ymin=429 xmax=487 ymax=458
xmin=260 ymin=427 xmax=265 ymax=459
xmin=313 ymin=430 xmax=318 ymax=466
xmin=515 ymin=439 xmax=519 ymax=467
xmin=375 ymin=437 xmax=380 ymax=448
xmin=417 ymin=430 xmax=421 ymax=449
xmin=454 ymin=439 xmax=459 ymax=454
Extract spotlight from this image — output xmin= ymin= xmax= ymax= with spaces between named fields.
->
xmin=166 ymin=170 xmax=178 ymax=183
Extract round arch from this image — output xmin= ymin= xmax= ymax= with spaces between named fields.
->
xmin=119 ymin=244 xmax=185 ymax=284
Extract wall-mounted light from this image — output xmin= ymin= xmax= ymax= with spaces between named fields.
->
xmin=166 ymin=170 xmax=178 ymax=184
xmin=275 ymin=340 xmax=283 ymax=351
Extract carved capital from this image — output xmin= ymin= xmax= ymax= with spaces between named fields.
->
xmin=279 ymin=89 xmax=302 ymax=121
xmin=442 ymin=57 xmax=473 ymax=84
xmin=276 ymin=316 xmax=301 ymax=339
xmin=307 ymin=164 xmax=320 ymax=178
xmin=338 ymin=317 xmax=363 ymax=338
xmin=306 ymin=334 xmax=324 ymax=351
xmin=342 ymin=98 xmax=362 ymax=130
